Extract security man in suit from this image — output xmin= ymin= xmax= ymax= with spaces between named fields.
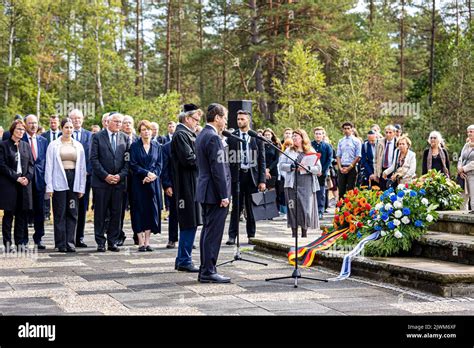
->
xmin=23 ymin=114 xmax=48 ymax=249
xmin=195 ymin=103 xmax=232 ymax=283
xmin=90 ymin=113 xmax=130 ymax=252
xmin=360 ymin=130 xmax=377 ymax=187
xmin=226 ymin=110 xmax=266 ymax=245
xmin=69 ymin=109 xmax=93 ymax=248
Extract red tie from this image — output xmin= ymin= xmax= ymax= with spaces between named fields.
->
xmin=30 ymin=137 xmax=37 ymax=161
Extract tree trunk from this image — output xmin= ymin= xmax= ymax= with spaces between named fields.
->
xmin=468 ymin=0 xmax=472 ymax=26
xmin=176 ymin=0 xmax=182 ymax=93
xmin=36 ymin=67 xmax=41 ymax=118
xmin=141 ymin=0 xmax=145 ymax=97
xmin=4 ymin=2 xmax=16 ymax=108
xmin=198 ymin=0 xmax=204 ymax=104
xmin=135 ymin=0 xmax=141 ymax=96
xmin=164 ymin=0 xmax=172 ymax=92
xmin=285 ymin=0 xmax=292 ymax=39
xmin=369 ymin=0 xmax=374 ymax=30
xmin=222 ymin=1 xmax=228 ymax=101
xmin=428 ymin=0 xmax=435 ymax=107
xmin=250 ymin=0 xmax=268 ymax=119
xmin=400 ymin=0 xmax=405 ymax=102
xmin=96 ymin=15 xmax=104 ymax=109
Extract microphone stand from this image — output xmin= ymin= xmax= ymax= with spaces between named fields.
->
xmin=248 ymin=131 xmax=327 ymax=288
xmin=217 ymin=130 xmax=267 ymax=267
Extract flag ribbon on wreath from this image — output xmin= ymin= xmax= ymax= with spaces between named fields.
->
xmin=287 ymin=227 xmax=349 ymax=266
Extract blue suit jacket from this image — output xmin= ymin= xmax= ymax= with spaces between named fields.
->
xmin=360 ymin=140 xmax=375 ymax=177
xmin=195 ymin=125 xmax=231 ymax=204
xmin=22 ymin=133 xmax=48 ymax=191
xmin=74 ymin=128 xmax=93 ymax=174
xmin=311 ymin=140 xmax=333 ymax=176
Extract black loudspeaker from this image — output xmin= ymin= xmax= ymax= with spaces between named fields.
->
xmin=227 ymin=100 xmax=252 ymax=130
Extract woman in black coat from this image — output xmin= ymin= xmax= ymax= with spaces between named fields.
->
xmin=262 ymin=128 xmax=281 ymax=189
xmin=129 ymin=120 xmax=162 ymax=252
xmin=0 ymin=120 xmax=34 ymax=251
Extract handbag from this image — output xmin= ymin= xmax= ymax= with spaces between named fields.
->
xmin=250 ymin=190 xmax=280 ymax=221
xmin=456 ymin=174 xmax=465 ymax=190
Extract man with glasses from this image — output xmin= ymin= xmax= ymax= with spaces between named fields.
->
xmin=336 ymin=122 xmax=361 ymax=198
xmin=373 ymin=124 xmax=398 ymax=190
xmin=23 ymin=114 xmax=48 ymax=249
xmin=90 ymin=113 xmax=130 ymax=252
xmin=169 ymin=104 xmax=203 ymax=272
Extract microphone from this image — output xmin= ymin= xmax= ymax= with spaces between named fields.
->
xmin=247 ymin=129 xmax=268 ymax=142
xmin=222 ymin=129 xmax=245 ymax=143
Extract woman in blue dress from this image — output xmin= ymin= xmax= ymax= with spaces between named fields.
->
xmin=129 ymin=120 xmax=162 ymax=251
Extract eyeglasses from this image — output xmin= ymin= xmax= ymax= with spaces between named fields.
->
xmin=15 ymin=128 xmax=26 ymax=132
xmin=430 ymin=137 xmax=437 ymax=139
xmin=190 ymin=116 xmax=200 ymax=122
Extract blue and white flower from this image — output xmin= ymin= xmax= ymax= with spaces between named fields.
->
xmin=394 ymin=230 xmax=403 ymax=239
xmin=421 ymin=198 xmax=429 ymax=206
xmin=393 ymin=219 xmax=401 ymax=227
xmin=394 ymin=210 xmax=403 ymax=218
xmin=393 ymin=201 xmax=403 ymax=209
xmin=426 ymin=214 xmax=434 ymax=222
xmin=401 ymin=216 xmax=410 ymax=224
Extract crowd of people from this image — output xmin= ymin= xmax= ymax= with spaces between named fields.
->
xmin=0 ymin=105 xmax=473 ymax=283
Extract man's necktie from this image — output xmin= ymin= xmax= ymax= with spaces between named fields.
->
xmin=29 ymin=137 xmax=37 ymax=161
xmin=74 ymin=130 xmax=79 ymax=142
xmin=111 ymin=133 xmax=116 ymax=152
xmin=242 ymin=133 xmax=248 ymax=166
xmin=52 ymin=132 xmax=57 ymax=141
xmin=383 ymin=141 xmax=391 ymax=168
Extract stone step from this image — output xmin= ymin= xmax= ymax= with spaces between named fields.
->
xmin=411 ymin=231 xmax=474 ymax=265
xmin=250 ymin=236 xmax=474 ymax=297
xmin=430 ymin=211 xmax=474 ymax=235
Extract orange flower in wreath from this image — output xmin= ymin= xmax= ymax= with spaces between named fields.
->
xmin=339 ymin=215 xmax=345 ymax=224
xmin=358 ymin=197 xmax=367 ymax=206
xmin=345 ymin=215 xmax=353 ymax=223
xmin=349 ymin=224 xmax=356 ymax=233
xmin=345 ymin=202 xmax=353 ymax=210
xmin=353 ymin=207 xmax=361 ymax=215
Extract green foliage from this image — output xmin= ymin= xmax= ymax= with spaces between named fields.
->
xmin=273 ymin=41 xmax=329 ymax=131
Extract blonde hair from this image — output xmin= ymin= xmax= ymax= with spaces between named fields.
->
xmin=290 ymin=129 xmax=313 ymax=154
xmin=397 ymin=135 xmax=412 ymax=148
xmin=282 ymin=137 xmax=293 ymax=152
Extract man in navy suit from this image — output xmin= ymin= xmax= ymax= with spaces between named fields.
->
xmin=360 ymin=130 xmax=377 ymax=187
xmin=311 ymin=127 xmax=333 ymax=219
xmin=90 ymin=113 xmax=130 ymax=252
xmin=23 ymin=114 xmax=48 ymax=249
xmin=195 ymin=103 xmax=231 ymax=283
xmin=41 ymin=115 xmax=61 ymax=144
xmin=70 ymin=109 xmax=93 ymax=248
xmin=165 ymin=121 xmax=176 ymax=143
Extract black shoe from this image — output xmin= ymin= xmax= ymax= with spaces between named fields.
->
xmin=138 ymin=246 xmax=146 ymax=252
xmin=166 ymin=241 xmax=176 ymax=249
xmin=35 ymin=242 xmax=46 ymax=250
xmin=192 ymin=244 xmax=196 ymax=249
xmin=58 ymin=247 xmax=67 ymax=252
xmin=177 ymin=264 xmax=199 ymax=273
xmin=145 ymin=245 xmax=154 ymax=252
xmin=117 ymin=236 xmax=126 ymax=247
xmin=28 ymin=223 xmax=34 ymax=228
xmin=97 ymin=245 xmax=106 ymax=252
xmin=133 ymin=235 xmax=139 ymax=245
xmin=107 ymin=245 xmax=120 ymax=252
xmin=199 ymin=273 xmax=231 ymax=283
xmin=66 ymin=247 xmax=76 ymax=253
xmin=225 ymin=237 xmax=236 ymax=246
xmin=76 ymin=241 xmax=88 ymax=248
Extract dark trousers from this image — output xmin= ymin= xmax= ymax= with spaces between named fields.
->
xmin=200 ymin=203 xmax=229 ymax=276
xmin=228 ymin=170 xmax=257 ymax=239
xmin=168 ymin=194 xmax=179 ymax=242
xmin=379 ymin=168 xmax=389 ymax=191
xmin=31 ymin=182 xmax=45 ymax=244
xmin=337 ymin=167 xmax=357 ymax=199
xmin=52 ymin=170 xmax=78 ymax=249
xmin=176 ymin=227 xmax=197 ymax=267
xmin=76 ymin=175 xmax=91 ymax=244
xmin=316 ymin=176 xmax=326 ymax=215
xmin=44 ymin=198 xmax=51 ymax=218
xmin=2 ymin=187 xmax=28 ymax=246
xmin=93 ymin=186 xmax=123 ymax=247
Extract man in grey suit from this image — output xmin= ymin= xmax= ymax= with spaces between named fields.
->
xmin=195 ymin=103 xmax=232 ymax=283
xmin=90 ymin=113 xmax=130 ymax=252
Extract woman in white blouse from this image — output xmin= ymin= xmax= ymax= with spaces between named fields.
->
xmin=279 ymin=129 xmax=322 ymax=238
xmin=383 ymin=135 xmax=416 ymax=187
xmin=45 ymin=118 xmax=86 ymax=252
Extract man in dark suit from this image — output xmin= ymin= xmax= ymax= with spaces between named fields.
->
xmin=360 ymin=130 xmax=377 ymax=187
xmin=23 ymin=114 xmax=48 ymax=249
xmin=90 ymin=113 xmax=130 ymax=252
xmin=311 ymin=127 xmax=333 ymax=219
xmin=69 ymin=109 xmax=93 ymax=248
xmin=162 ymin=140 xmax=179 ymax=249
xmin=165 ymin=121 xmax=176 ymax=143
xmin=41 ymin=115 xmax=61 ymax=144
xmin=226 ymin=110 xmax=266 ymax=245
xmin=195 ymin=103 xmax=231 ymax=283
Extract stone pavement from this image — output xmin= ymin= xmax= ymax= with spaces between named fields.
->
xmin=0 ymin=213 xmax=473 ymax=316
